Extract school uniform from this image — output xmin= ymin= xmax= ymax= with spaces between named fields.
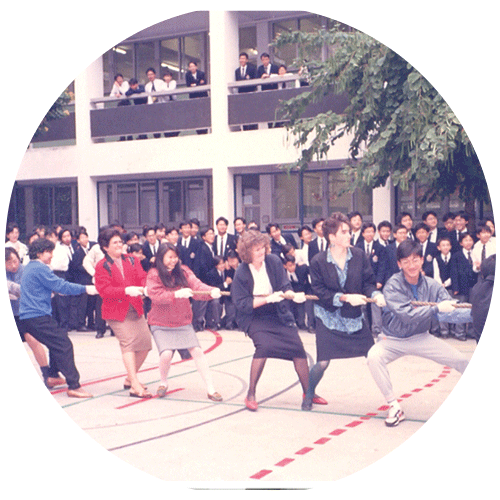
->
xmin=178 ymin=235 xmax=199 ymax=271
xmin=433 ymin=252 xmax=454 ymax=337
xmin=221 ymin=266 xmax=238 ymax=329
xmin=141 ymin=240 xmax=159 ymax=272
xmin=213 ymin=232 xmax=237 ymax=258
xmin=450 ymin=247 xmax=478 ymax=339
xmin=378 ymin=242 xmax=401 ymax=287
xmin=420 ymin=240 xmax=439 ymax=278
xmin=308 ymin=236 xmax=327 ymax=263
xmin=270 ymin=233 xmax=297 ymax=260
xmin=192 ymin=242 xmax=216 ymax=331
xmin=286 ymin=264 xmax=310 ymax=330
xmin=205 ymin=267 xmax=225 ymax=329
xmin=471 ymin=239 xmax=496 ymax=272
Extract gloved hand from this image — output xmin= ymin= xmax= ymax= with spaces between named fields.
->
xmin=437 ymin=300 xmax=456 ymax=313
xmin=125 ymin=286 xmax=144 ymax=297
xmin=143 ymin=287 xmax=149 ymax=297
xmin=266 ymin=291 xmax=285 ymax=304
xmin=174 ymin=288 xmax=194 ymax=299
xmin=210 ymin=288 xmax=222 ymax=299
xmin=343 ymin=294 xmax=367 ymax=307
xmin=373 ymin=294 xmax=386 ymax=308
xmin=292 ymin=292 xmax=306 ymax=304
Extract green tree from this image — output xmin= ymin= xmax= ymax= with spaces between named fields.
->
xmin=32 ymin=91 xmax=72 ymax=140
xmin=274 ymin=26 xmax=489 ymax=216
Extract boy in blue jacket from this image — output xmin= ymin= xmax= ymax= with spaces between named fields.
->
xmin=19 ymin=238 xmax=98 ymax=398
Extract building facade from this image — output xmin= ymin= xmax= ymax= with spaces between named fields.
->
xmin=11 ymin=11 xmax=483 ymax=240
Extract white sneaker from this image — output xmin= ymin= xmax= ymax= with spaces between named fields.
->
xmin=385 ymin=404 xmax=405 ymax=427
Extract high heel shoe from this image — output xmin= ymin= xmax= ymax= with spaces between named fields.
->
xmin=244 ymin=397 xmax=258 ymax=411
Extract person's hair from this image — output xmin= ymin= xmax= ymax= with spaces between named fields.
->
xmin=459 ymin=231 xmax=474 ymax=243
xmin=213 ymin=255 xmax=224 ymax=267
xmin=484 ymin=216 xmax=495 ymax=225
xmin=129 ymin=78 xmax=138 ymax=86
xmin=179 ymin=220 xmax=192 ymax=229
xmin=5 ymin=247 xmax=20 ymax=263
xmin=437 ymin=236 xmax=452 ymax=246
xmin=396 ymin=212 xmax=413 ymax=224
xmin=76 ymin=228 xmax=89 ymax=239
xmin=146 ymin=67 xmax=156 ymax=75
xmin=455 ymin=210 xmax=469 ymax=221
xmin=28 ymin=238 xmax=55 ymax=261
xmin=397 ymin=239 xmax=423 ymax=261
xmin=143 ymin=226 xmax=154 ymax=237
xmin=322 ymin=212 xmax=351 ymax=241
xmin=442 ymin=212 xmax=455 ymax=222
xmin=239 ymin=52 xmax=249 ymax=59
xmin=200 ymin=227 xmax=214 ymax=239
xmin=311 ymin=218 xmax=324 ymax=230
xmin=422 ymin=210 xmax=437 ymax=220
xmin=298 ymin=225 xmax=312 ymax=238
xmin=234 ymin=216 xmax=246 ymax=225
xmin=348 ymin=211 xmax=363 ymax=221
xmin=188 ymin=60 xmax=198 ymax=67
xmin=190 ymin=218 xmax=200 ymax=227
xmin=154 ymin=242 xmax=188 ymax=289
xmin=278 ymin=64 xmax=287 ymax=72
xmin=166 ymin=226 xmax=178 ymax=236
xmin=216 ymin=216 xmax=229 ymax=226
xmin=260 ymin=52 xmax=270 ymax=59
xmin=124 ymin=231 xmax=138 ymax=242
xmin=393 ymin=224 xmax=408 ymax=234
xmin=98 ymin=227 xmax=123 ymax=252
xmin=413 ymin=222 xmax=430 ymax=233
xmin=128 ymin=243 xmax=143 ymax=254
xmin=58 ymin=228 xmax=72 ymax=241
xmin=247 ymin=221 xmax=259 ymax=230
xmin=154 ymin=223 xmax=166 ymax=232
xmin=265 ymin=222 xmax=279 ymax=234
xmin=114 ymin=73 xmax=124 ymax=81
xmin=226 ymin=249 xmax=239 ymax=260
xmin=361 ymin=222 xmax=376 ymax=233
xmin=377 ymin=220 xmax=392 ymax=231
xmin=476 ymin=223 xmax=493 ymax=234
xmin=237 ymin=230 xmax=271 ymax=264
xmin=283 ymin=254 xmax=296 ymax=265
xmin=163 ymin=70 xmax=173 ymax=78
xmin=282 ymin=243 xmax=295 ymax=256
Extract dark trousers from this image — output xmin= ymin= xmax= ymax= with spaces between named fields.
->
xmin=19 ymin=315 xmax=81 ymax=389
xmin=94 ymin=295 xmax=107 ymax=333
xmin=69 ymin=293 xmax=87 ymax=329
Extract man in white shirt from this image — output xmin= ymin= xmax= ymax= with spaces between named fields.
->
xmin=472 ymin=223 xmax=496 ymax=272
xmin=110 ymin=73 xmax=130 ymax=98
xmin=423 ymin=210 xmax=439 ymax=244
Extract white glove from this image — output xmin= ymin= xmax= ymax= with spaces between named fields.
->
xmin=292 ymin=292 xmax=306 ymax=303
xmin=174 ymin=287 xmax=194 ymax=299
xmin=344 ymin=294 xmax=367 ymax=307
xmin=143 ymin=287 xmax=149 ymax=297
xmin=373 ymin=294 xmax=386 ymax=308
xmin=210 ymin=288 xmax=222 ymax=299
xmin=266 ymin=291 xmax=285 ymax=304
xmin=85 ymin=285 xmax=99 ymax=295
xmin=437 ymin=300 xmax=456 ymax=313
xmin=125 ymin=286 xmax=144 ymax=297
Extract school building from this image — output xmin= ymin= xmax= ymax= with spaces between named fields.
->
xmin=10 ymin=10 xmax=489 ymax=240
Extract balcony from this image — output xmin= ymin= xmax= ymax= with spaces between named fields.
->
xmin=31 ymin=76 xmax=349 ymax=145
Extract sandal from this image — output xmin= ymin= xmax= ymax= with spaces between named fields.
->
xmin=129 ymin=389 xmax=153 ymax=399
xmin=124 ymin=380 xmax=147 ymax=390
xmin=208 ymin=392 xmax=223 ymax=402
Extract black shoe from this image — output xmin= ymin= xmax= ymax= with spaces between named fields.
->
xmin=95 ymin=332 xmax=105 ymax=339
xmin=455 ymin=335 xmax=467 ymax=341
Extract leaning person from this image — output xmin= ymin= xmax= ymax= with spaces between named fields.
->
xmin=18 ymin=238 xmax=97 ymax=398
xmin=367 ymin=239 xmax=471 ymax=427
xmin=146 ymin=243 xmax=222 ymax=401
xmin=231 ymin=230 xmax=312 ymax=411
xmin=303 ymin=212 xmax=386 ymax=411
xmin=94 ymin=227 xmax=152 ymax=398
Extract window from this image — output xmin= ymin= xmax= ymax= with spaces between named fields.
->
xmin=160 ymin=38 xmax=181 ymax=80
xmin=239 ymin=26 xmax=258 ymax=66
xmin=303 ymin=172 xmax=324 ymax=219
xmin=273 ymin=173 xmax=298 ymax=220
xmin=117 ymin=183 xmax=138 ymax=226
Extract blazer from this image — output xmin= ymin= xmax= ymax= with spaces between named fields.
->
xmin=421 ymin=241 xmax=438 ymax=278
xmin=270 ymin=233 xmax=297 ymax=259
xmin=178 ymin=236 xmax=199 ymax=270
xmin=287 ymin=264 xmax=311 ymax=294
xmin=376 ymin=243 xmax=400 ymax=286
xmin=310 ymin=246 xmax=377 ymax=320
xmin=231 ymin=253 xmax=295 ymax=333
xmin=355 ymin=238 xmax=385 ymax=283
xmin=450 ymin=249 xmax=478 ymax=296
xmin=186 ymin=70 xmax=208 ymax=98
xmin=94 ymin=254 xmax=147 ymax=321
xmin=193 ymin=241 xmax=216 ymax=284
xmin=257 ymin=63 xmax=279 ymax=90
xmin=213 ymin=233 xmax=237 ymax=258
xmin=308 ymin=237 xmax=328 ymax=263
xmin=141 ymin=240 xmax=159 ymax=272
xmin=235 ymin=63 xmax=257 ymax=93
xmin=68 ymin=242 xmax=97 ymax=285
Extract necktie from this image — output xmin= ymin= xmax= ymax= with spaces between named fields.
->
xmin=152 ymin=82 xmax=155 ymax=91
xmin=319 ymin=239 xmax=323 ymax=252
xmin=220 ymin=238 xmax=224 ymax=256
xmin=482 ymin=244 xmax=486 ymax=261
xmin=444 ymin=255 xmax=448 ymax=264
xmin=241 ymin=66 xmax=245 ymax=78
xmin=366 ymin=243 xmax=371 ymax=256
xmin=467 ymin=251 xmax=472 ymax=265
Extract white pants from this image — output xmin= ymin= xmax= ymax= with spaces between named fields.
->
xmin=366 ymin=332 xmax=469 ymax=403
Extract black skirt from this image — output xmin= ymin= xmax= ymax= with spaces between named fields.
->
xmin=315 ymin=318 xmax=374 ymax=361
xmin=247 ymin=314 xmax=307 ymax=360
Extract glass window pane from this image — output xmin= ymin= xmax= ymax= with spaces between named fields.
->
xmin=117 ymin=183 xmax=138 ymax=226
xmin=139 ymin=182 xmax=157 ymax=225
xmin=303 ymin=172 xmax=323 ymax=219
xmin=160 ymin=38 xmax=180 ymax=80
xmin=272 ymin=19 xmax=298 ymax=67
xmin=186 ymin=180 xmax=206 ymax=224
xmin=162 ymin=181 xmax=182 ymax=224
xmin=54 ymin=186 xmax=72 ymax=225
xmin=239 ymin=27 xmax=258 ymax=66
xmin=33 ymin=187 xmax=51 ymax=226
xmin=113 ymin=44 xmax=134 ymax=83
xmin=182 ymin=34 xmax=205 ymax=81
xmin=242 ymin=174 xmax=260 ymax=205
xmin=136 ymin=41 xmax=156 ymax=84
xmin=298 ymin=16 xmax=324 ymax=61
xmin=328 ymin=170 xmax=352 ymax=214
xmin=398 ymin=184 xmax=415 ymax=215
xmin=273 ymin=173 xmax=298 ymax=220
xmin=356 ymin=187 xmax=373 ymax=217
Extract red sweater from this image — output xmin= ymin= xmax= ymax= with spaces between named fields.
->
xmin=95 ymin=254 xmax=147 ymax=321
xmin=146 ymin=266 xmax=214 ymax=328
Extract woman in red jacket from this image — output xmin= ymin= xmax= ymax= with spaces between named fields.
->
xmin=146 ymin=242 xmax=222 ymax=401
xmin=95 ymin=227 xmax=152 ymax=398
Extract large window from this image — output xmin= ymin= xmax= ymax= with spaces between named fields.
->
xmin=104 ymin=32 xmax=209 ymax=89
xmin=101 ymin=177 xmax=212 ymax=232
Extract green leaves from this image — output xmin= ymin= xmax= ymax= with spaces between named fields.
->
xmin=274 ymin=26 xmax=487 ymax=204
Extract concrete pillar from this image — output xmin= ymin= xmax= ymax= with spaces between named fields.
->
xmin=209 ymin=11 xmax=238 ymax=225
xmin=75 ymin=56 xmax=103 ymax=238
xmin=373 ymin=178 xmax=394 ymax=224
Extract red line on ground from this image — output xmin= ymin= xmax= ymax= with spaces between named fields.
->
xmin=249 ymin=364 xmax=453 ymax=479
xmin=50 ymin=330 xmax=222 ymax=396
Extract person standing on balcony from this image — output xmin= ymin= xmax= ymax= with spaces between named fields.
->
xmin=145 ymin=68 xmax=166 ymax=138
xmin=186 ymin=61 xmax=208 ymax=134
xmin=257 ymin=52 xmax=279 ymax=90
xmin=235 ymin=52 xmax=258 ymax=130
xmin=110 ymin=73 xmax=129 ymax=100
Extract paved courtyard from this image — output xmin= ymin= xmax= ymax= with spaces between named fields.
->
xmin=3 ymin=323 xmax=496 ymax=497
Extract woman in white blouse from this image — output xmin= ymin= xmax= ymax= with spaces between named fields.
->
xmin=231 ymin=230 xmax=318 ymax=411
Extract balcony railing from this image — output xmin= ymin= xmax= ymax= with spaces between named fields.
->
xmin=30 ymin=75 xmax=349 ymax=144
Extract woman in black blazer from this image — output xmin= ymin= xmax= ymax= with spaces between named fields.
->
xmin=231 ymin=230 xmax=311 ymax=411
xmin=302 ymin=213 xmax=386 ymax=411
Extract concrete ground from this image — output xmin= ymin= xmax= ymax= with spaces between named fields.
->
xmin=4 ymin=323 xmax=496 ymax=497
